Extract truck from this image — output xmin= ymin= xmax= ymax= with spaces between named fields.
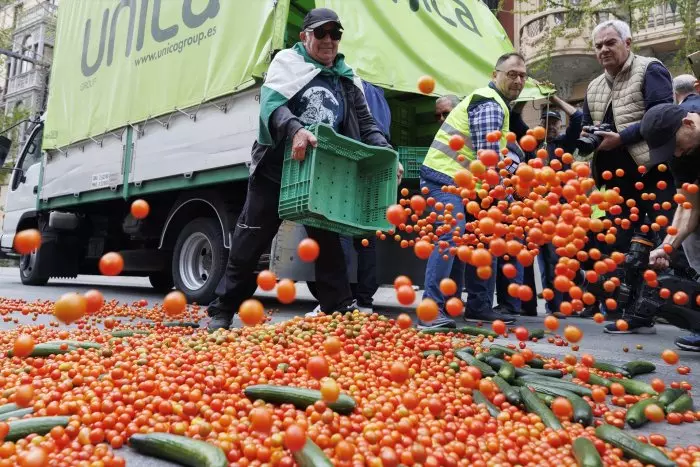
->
xmin=0 ymin=0 xmax=547 ymax=304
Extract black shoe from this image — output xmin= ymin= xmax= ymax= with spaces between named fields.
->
xmin=464 ymin=309 xmax=516 ymax=324
xmin=206 ymin=301 xmax=233 ymax=331
xmin=545 ymin=311 xmax=566 ymax=319
xmin=494 ymin=305 xmax=520 ymax=315
xmin=603 ymin=317 xmax=656 ymax=334
xmin=578 ymin=306 xmax=597 ymax=319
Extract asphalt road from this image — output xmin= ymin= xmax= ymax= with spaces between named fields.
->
xmin=0 ymin=266 xmax=698 ymax=464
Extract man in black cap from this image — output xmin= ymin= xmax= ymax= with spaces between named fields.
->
xmin=640 ymin=104 xmax=700 ymax=350
xmin=206 ymin=8 xmax=398 ymax=330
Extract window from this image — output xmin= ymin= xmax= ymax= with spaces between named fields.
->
xmin=11 ymin=125 xmax=43 ymax=190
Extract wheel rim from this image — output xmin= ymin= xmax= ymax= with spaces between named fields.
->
xmin=19 ymin=250 xmax=38 ymax=277
xmin=178 ymin=232 xmax=213 ymax=291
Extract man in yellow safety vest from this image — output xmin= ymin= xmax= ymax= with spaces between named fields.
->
xmin=418 ymin=52 xmax=528 ymax=329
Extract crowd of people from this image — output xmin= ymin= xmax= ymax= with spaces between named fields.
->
xmin=205 ymin=8 xmax=700 ymax=353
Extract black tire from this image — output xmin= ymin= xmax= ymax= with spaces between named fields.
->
xmin=148 ymin=271 xmax=174 ymax=293
xmin=19 ymin=248 xmax=49 ymax=286
xmin=172 ymin=217 xmax=227 ymax=304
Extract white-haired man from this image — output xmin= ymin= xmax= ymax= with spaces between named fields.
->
xmin=674 ymin=74 xmax=700 ymax=112
xmin=581 ymin=20 xmax=676 ymax=334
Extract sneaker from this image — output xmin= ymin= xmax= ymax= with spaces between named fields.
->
xmin=578 ymin=306 xmax=597 ymax=319
xmin=356 ymin=303 xmax=373 ymax=314
xmin=305 ymin=304 xmax=322 ymax=318
xmin=675 ymin=333 xmax=700 ymax=352
xmin=494 ymin=305 xmax=520 ymax=315
xmin=417 ymin=313 xmax=457 ymax=330
xmin=603 ymin=317 xmax=656 ymax=334
xmin=546 ymin=311 xmax=567 ymax=319
xmin=206 ymin=305 xmax=233 ymax=331
xmin=464 ymin=309 xmax=516 ymax=324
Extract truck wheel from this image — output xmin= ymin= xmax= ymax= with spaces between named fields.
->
xmin=148 ymin=271 xmax=174 ymax=293
xmin=19 ymin=248 xmax=49 ymax=286
xmin=172 ymin=217 xmax=226 ymax=304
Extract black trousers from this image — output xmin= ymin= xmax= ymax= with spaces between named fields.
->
xmin=208 ymin=174 xmax=354 ymax=315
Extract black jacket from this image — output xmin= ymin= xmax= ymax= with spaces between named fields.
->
xmin=250 ymin=78 xmax=391 ymax=183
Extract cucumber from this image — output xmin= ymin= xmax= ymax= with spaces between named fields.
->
xmin=594 ymin=424 xmax=675 ymax=467
xmin=587 ymin=373 xmax=612 ymax=388
xmin=7 ymin=343 xmax=77 ymax=358
xmin=515 ymin=376 xmax=593 ymax=397
xmin=0 ymin=403 xmax=19 ymax=415
xmin=243 ymin=385 xmax=356 ymax=415
xmin=292 ymin=438 xmax=334 ymax=467
xmin=665 ymin=394 xmax=694 ymax=414
xmin=163 ymin=321 xmax=200 ymax=328
xmin=45 ymin=340 xmax=102 ymax=350
xmin=623 ymin=360 xmax=656 ymax=377
xmin=453 ymin=347 xmax=474 ymax=355
xmin=6 ymin=416 xmax=70 ymax=442
xmin=608 ymin=377 xmax=657 ymax=396
xmin=129 ymin=433 xmax=227 ymax=467
xmin=0 ymin=407 xmax=33 ymax=421
xmin=492 ymin=376 xmax=520 ymax=405
xmin=519 ymin=387 xmax=562 ymax=430
xmin=455 ymin=350 xmax=496 ymax=377
xmin=529 ymin=328 xmax=545 ymax=340
xmin=419 ymin=326 xmax=499 ymax=338
xmin=625 ymin=398 xmax=659 ymax=428
xmin=519 ymin=383 xmax=593 ymax=426
xmin=536 ymin=392 xmax=555 ymax=405
xmin=497 ymin=361 xmax=516 ymax=382
xmin=572 ymin=437 xmax=604 ymax=467
xmin=486 ymin=345 xmax=545 ymax=368
xmin=110 ymin=330 xmax=150 ymax=338
xmin=422 ymin=350 xmax=442 ymax=358
xmin=593 ymin=361 xmax=631 ymax=377
xmin=472 ymin=389 xmax=500 ymax=417
xmin=657 ymin=388 xmax=687 ymax=408
xmin=519 ymin=367 xmax=564 ymax=378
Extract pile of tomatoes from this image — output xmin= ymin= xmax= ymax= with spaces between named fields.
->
xmin=0 ymin=297 xmax=697 ymax=467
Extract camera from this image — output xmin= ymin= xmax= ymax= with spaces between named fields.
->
xmin=576 ymin=123 xmax=614 ymax=154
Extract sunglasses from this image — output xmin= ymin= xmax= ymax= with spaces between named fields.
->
xmin=435 ymin=111 xmax=450 ymax=121
xmin=309 ymin=26 xmax=343 ymax=41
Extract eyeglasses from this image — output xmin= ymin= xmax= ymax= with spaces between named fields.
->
xmin=496 ymin=69 xmax=528 ymax=81
xmin=308 ymin=26 xmax=343 ymax=41
xmin=435 ymin=111 xmax=450 ymax=121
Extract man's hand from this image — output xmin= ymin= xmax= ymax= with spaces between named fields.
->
xmin=397 ymin=162 xmax=404 ymax=185
xmin=649 ymin=247 xmax=671 ymax=270
xmin=291 ymin=128 xmax=318 ymax=161
xmin=594 ymin=131 xmax=622 ymax=151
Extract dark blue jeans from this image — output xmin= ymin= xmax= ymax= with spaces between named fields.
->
xmin=420 ymin=178 xmax=467 ymax=314
xmin=537 ymin=243 xmax=563 ymax=313
xmin=495 ymin=255 xmax=524 ymax=312
xmin=340 ymin=235 xmax=378 ymax=307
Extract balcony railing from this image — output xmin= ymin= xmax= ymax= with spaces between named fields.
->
xmin=16 ymin=2 xmax=57 ymax=31
xmin=7 ymin=69 xmax=45 ymax=95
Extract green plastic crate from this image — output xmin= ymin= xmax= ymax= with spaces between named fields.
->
xmin=398 ymin=147 xmax=429 ymax=180
xmin=278 ymin=124 xmax=399 ymax=236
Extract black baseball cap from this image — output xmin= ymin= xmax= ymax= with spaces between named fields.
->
xmin=541 ymin=111 xmax=562 ymax=121
xmin=302 ymin=8 xmax=342 ymax=30
xmin=640 ymin=104 xmax=688 ymax=165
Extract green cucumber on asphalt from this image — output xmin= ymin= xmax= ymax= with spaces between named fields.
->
xmin=657 ymin=388 xmax=687 ymax=408
xmin=594 ymin=424 xmax=675 ymax=467
xmin=536 ymin=392 xmax=555 ymax=406
xmin=162 ymin=321 xmax=200 ymax=328
xmin=472 ymin=389 xmax=501 ymax=417
xmin=0 ymin=403 xmax=19 ymax=415
xmin=586 ymin=373 xmax=612 ymax=388
xmin=45 ymin=340 xmax=102 ymax=350
xmin=608 ymin=377 xmax=657 ymax=396
xmin=593 ymin=361 xmax=631 ymax=377
xmin=665 ymin=394 xmax=694 ymax=414
xmin=492 ymin=376 xmax=521 ymax=405
xmin=623 ymin=361 xmax=656 ymax=377
xmin=129 ymin=433 xmax=227 ymax=467
xmin=243 ymin=385 xmax=356 ymax=415
xmin=497 ymin=361 xmax=516 ymax=382
xmin=6 ymin=416 xmax=70 ymax=442
xmin=519 ymin=383 xmax=592 ymax=426
xmin=485 ymin=345 xmax=545 ymax=368
xmin=0 ymin=407 xmax=33 ymax=421
xmin=515 ymin=376 xmax=593 ymax=397
xmin=528 ymin=328 xmax=545 ymax=340
xmin=419 ymin=326 xmax=499 ymax=338
xmin=455 ymin=351 xmax=496 ymax=377
xmin=293 ymin=438 xmax=334 ymax=467
xmin=625 ymin=398 xmax=659 ymax=428
xmin=7 ymin=343 xmax=77 ymax=358
xmin=422 ymin=350 xmax=443 ymax=358
xmin=110 ymin=330 xmax=150 ymax=338
xmin=572 ymin=437 xmax=604 ymax=467
xmin=519 ymin=387 xmax=562 ymax=430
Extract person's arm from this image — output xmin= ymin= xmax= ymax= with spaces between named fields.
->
xmin=550 ymin=95 xmax=577 ymax=117
xmin=562 ymin=109 xmax=583 ymax=148
xmin=650 ymin=189 xmax=700 ymax=268
xmin=618 ymin=62 xmax=674 ymax=146
xmin=353 ymin=86 xmax=390 ymax=148
xmin=469 ymin=100 xmax=521 ymax=175
xmin=581 ymin=97 xmax=593 ymax=127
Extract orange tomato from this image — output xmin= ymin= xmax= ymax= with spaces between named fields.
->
xmin=250 ymin=407 xmax=272 ymax=433
xmin=320 ymin=378 xmax=340 ymax=403
xmin=417 ymin=75 xmax=436 ymax=94
xmin=644 ymin=404 xmax=665 ymax=423
xmin=307 ymin=356 xmax=329 ymax=380
xmin=297 ymin=238 xmax=320 ymax=262
xmin=563 ymin=325 xmax=582 ymax=343
xmin=276 ymin=279 xmax=296 ymax=304
xmin=396 ymin=313 xmax=412 ymax=329
xmin=54 ymin=292 xmax=87 ymax=324
xmin=163 ymin=291 xmax=187 ymax=317
xmin=386 ymin=204 xmax=408 ymax=226
xmin=13 ymin=334 xmax=34 ymax=358
xmin=130 ymin=199 xmax=150 ymax=219
xmin=285 ymin=424 xmax=307 ymax=451
xmin=99 ymin=252 xmax=124 ymax=276
xmin=238 ymin=299 xmax=264 ymax=326
xmin=389 ymin=362 xmax=409 ymax=383
xmin=416 ymin=298 xmax=439 ymax=322
xmin=13 ymin=229 xmax=41 ymax=255
xmin=445 ymin=297 xmax=464 ymax=317
xmin=520 ymin=135 xmax=538 ymax=152
xmin=256 ymin=270 xmax=277 ymax=291
xmin=439 ymin=278 xmax=457 ymax=296
xmin=15 ymin=384 xmax=34 ymax=408
xmin=551 ymin=397 xmax=573 ymax=419
xmin=83 ymin=289 xmax=105 ymax=314
xmin=661 ymin=349 xmax=679 ymax=365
